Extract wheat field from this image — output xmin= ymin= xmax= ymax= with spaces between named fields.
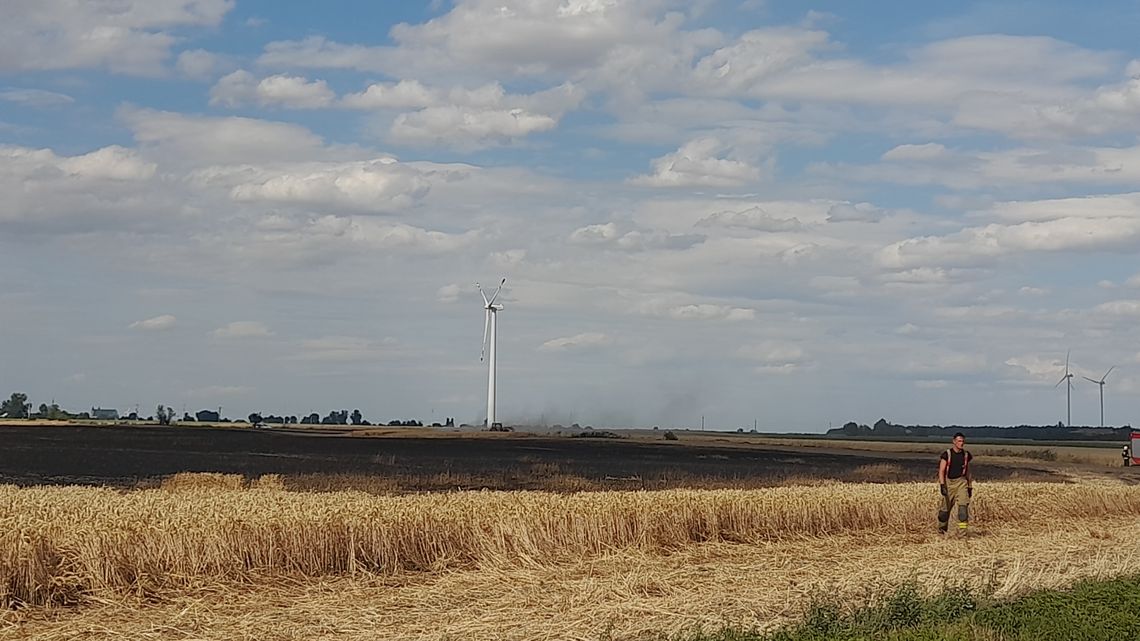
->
xmin=3 ymin=474 xmax=1140 ymax=619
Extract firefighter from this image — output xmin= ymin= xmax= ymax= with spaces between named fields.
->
xmin=937 ymin=432 xmax=973 ymax=536
xmin=1124 ymin=444 xmax=1131 ymax=467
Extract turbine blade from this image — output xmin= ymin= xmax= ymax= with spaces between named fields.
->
xmin=1065 ymin=349 xmax=1070 ymax=373
xmin=480 ymin=310 xmax=490 ymax=361
xmin=476 ymin=283 xmax=489 ymax=307
xmin=488 ymin=278 xmax=506 ymax=306
xmin=1083 ymin=376 xmax=1099 ymax=384
xmin=1054 ymin=377 xmax=1066 ymax=388
xmin=1104 ymin=366 xmax=1115 ymax=382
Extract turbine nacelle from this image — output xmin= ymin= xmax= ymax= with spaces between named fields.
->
xmin=1083 ymin=366 xmax=1115 ymax=386
xmin=476 ymin=278 xmax=506 ymax=309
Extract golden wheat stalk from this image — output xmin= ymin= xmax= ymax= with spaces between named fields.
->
xmin=2 ymin=479 xmax=1139 ymax=608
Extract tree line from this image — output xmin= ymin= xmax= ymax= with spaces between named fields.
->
xmin=1 ymin=392 xmax=456 ymax=428
xmin=829 ymin=418 xmax=1135 ymax=441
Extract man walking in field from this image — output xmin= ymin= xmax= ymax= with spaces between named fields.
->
xmin=937 ymin=433 xmax=973 ymax=536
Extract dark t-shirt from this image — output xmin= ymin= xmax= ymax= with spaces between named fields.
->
xmin=940 ymin=449 xmax=972 ymax=479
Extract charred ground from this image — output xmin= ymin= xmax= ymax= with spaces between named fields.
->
xmin=0 ymin=423 xmax=1065 ymax=491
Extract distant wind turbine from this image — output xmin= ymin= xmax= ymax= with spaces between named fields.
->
xmin=1082 ymin=366 xmax=1115 ymax=428
xmin=476 ymin=278 xmax=506 ymax=429
xmin=1054 ymin=350 xmax=1074 ymax=427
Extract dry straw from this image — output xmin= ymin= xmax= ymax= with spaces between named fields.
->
xmin=2 ymin=479 xmax=1140 ymax=608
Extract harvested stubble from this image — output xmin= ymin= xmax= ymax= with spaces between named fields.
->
xmin=3 ymin=480 xmax=1140 ymax=609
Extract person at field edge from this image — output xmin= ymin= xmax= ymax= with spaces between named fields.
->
xmin=937 ymin=433 xmax=973 ymax=535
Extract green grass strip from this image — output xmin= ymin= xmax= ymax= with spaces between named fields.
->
xmin=679 ymin=574 xmax=1140 ymax=641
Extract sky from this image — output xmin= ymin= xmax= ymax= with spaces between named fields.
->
xmin=3 ymin=0 xmax=1140 ymax=431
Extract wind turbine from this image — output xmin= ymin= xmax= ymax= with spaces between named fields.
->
xmin=477 ymin=278 xmax=506 ymax=429
xmin=1054 ymin=350 xmax=1074 ymax=427
xmin=1082 ymin=366 xmax=1115 ymax=428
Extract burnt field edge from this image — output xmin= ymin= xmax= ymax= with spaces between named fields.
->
xmin=0 ymin=423 xmax=1065 ymax=491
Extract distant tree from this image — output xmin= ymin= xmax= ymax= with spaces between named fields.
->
xmin=322 ymin=410 xmax=349 ymax=425
xmin=351 ymin=409 xmax=363 ymax=425
xmin=182 ymin=413 xmax=195 ymax=422
xmin=38 ymin=403 xmax=49 ymax=418
xmin=156 ymin=405 xmax=174 ymax=426
xmin=2 ymin=393 xmax=30 ymax=418
xmin=248 ymin=412 xmax=263 ymax=425
xmin=664 ymin=430 xmax=678 ymax=441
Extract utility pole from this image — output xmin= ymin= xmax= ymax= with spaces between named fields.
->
xmin=701 ymin=415 xmax=705 ymax=431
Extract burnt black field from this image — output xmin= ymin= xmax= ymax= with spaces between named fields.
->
xmin=0 ymin=423 xmax=1063 ymax=490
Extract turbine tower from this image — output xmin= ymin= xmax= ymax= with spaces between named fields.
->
xmin=1054 ymin=350 xmax=1074 ymax=427
xmin=477 ymin=278 xmax=506 ymax=429
xmin=1082 ymin=366 xmax=1115 ymax=428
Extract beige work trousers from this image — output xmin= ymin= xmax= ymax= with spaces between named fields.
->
xmin=938 ymin=477 xmax=970 ymax=534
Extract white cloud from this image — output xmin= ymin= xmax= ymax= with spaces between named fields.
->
xmin=690 ymin=27 xmax=830 ymax=94
xmin=391 ymin=105 xmax=558 ymax=148
xmin=738 ymin=341 xmax=805 ymax=366
xmin=0 ymin=145 xmax=160 ymax=226
xmin=0 ymin=88 xmax=74 ymax=107
xmin=258 ymin=1 xmax=682 ymax=77
xmin=1094 ymin=300 xmax=1140 ymax=317
xmin=629 ymin=138 xmax=765 ymax=187
xmin=490 ymin=248 xmax=527 ymax=269
xmin=122 ymin=108 xmax=327 ymax=165
xmin=176 ymin=49 xmax=227 ymax=79
xmin=824 ymin=144 xmax=1140 ymax=191
xmin=697 ymin=206 xmax=803 ymax=231
xmin=538 ymin=332 xmax=612 ymax=352
xmin=129 ymin=314 xmax=177 ymax=331
xmin=2 ymin=145 xmax=156 ymax=183
xmin=212 ymin=321 xmax=273 ymax=338
xmin=293 ymin=336 xmax=396 ymax=362
xmin=877 ymin=216 xmax=1140 ymax=270
xmin=882 ymin=143 xmax=947 ymax=161
xmin=826 ymin=202 xmax=884 ymax=223
xmin=915 ymin=379 xmax=950 ymax=389
xmin=1005 ymin=355 xmax=1067 ymax=382
xmin=210 ymin=70 xmax=336 ymax=109
xmin=569 ymin=222 xmax=620 ymax=244
xmin=227 ymin=158 xmax=432 ymax=212
xmin=437 ymin=284 xmax=463 ymax=303
xmin=342 ymin=79 xmax=437 ymax=109
xmin=279 ymin=217 xmax=477 ymax=255
xmin=568 ymin=222 xmax=702 ymax=251
xmin=665 ymin=304 xmax=755 ymax=322
xmin=0 ymin=0 xmax=234 ymax=75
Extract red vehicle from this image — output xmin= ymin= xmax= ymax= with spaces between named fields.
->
xmin=1130 ymin=432 xmax=1140 ymax=467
